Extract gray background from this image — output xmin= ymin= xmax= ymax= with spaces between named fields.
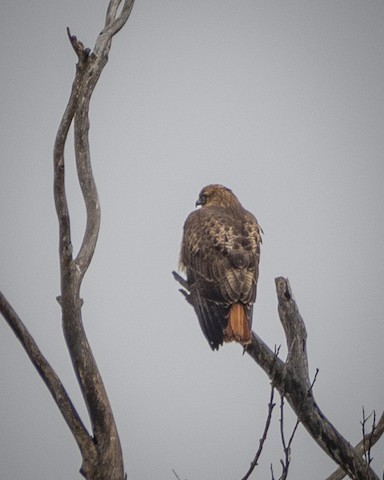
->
xmin=1 ymin=1 xmax=383 ymax=479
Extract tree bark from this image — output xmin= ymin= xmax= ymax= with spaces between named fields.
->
xmin=249 ymin=278 xmax=381 ymax=480
xmin=53 ymin=2 xmax=135 ymax=478
xmin=173 ymin=272 xmax=383 ymax=480
xmin=1 ymin=2 xmax=135 ymax=479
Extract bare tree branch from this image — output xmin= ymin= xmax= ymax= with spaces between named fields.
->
xmin=273 ymin=278 xmax=380 ymax=480
xmin=242 ymin=347 xmax=280 ymax=480
xmin=362 ymin=408 xmax=376 ymax=468
xmin=325 ymin=411 xmax=384 ymax=480
xmin=277 ymin=393 xmax=300 ymax=480
xmin=276 ymin=366 xmax=318 ymax=478
xmin=1 ymin=1 xmax=136 ymax=479
xmin=0 ymin=291 xmax=92 ymax=455
xmin=172 ymin=469 xmax=185 ymax=480
xmin=52 ymin=3 xmax=136 ymax=478
xmin=173 ymin=273 xmax=381 ymax=479
xmin=241 ymin=386 xmax=276 ymax=480
xmin=103 ymin=0 xmax=136 ymax=39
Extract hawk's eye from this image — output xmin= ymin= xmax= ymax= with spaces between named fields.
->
xmin=196 ymin=193 xmax=208 ymax=207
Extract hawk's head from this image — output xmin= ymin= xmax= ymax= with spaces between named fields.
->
xmin=195 ymin=184 xmax=241 ymax=208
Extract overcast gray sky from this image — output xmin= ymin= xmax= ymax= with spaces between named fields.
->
xmin=1 ymin=1 xmax=383 ymax=479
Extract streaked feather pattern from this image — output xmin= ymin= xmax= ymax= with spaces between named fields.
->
xmin=179 ymin=185 xmax=262 ymax=350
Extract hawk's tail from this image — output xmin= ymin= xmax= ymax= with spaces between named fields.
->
xmin=191 ymin=290 xmax=252 ymax=350
xmin=224 ymin=303 xmax=252 ymax=345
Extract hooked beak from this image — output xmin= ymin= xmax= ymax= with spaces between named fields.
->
xmin=195 ymin=198 xmax=202 ymax=207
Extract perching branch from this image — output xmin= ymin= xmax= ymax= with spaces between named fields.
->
xmin=269 ymin=278 xmax=379 ymax=480
xmin=173 ymin=273 xmax=381 ymax=480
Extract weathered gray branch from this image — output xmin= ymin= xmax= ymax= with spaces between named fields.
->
xmin=173 ymin=273 xmax=381 ymax=479
xmin=0 ymin=291 xmax=92 ymax=454
xmin=0 ymin=1 xmax=135 ymax=480
xmin=52 ymin=2 xmax=135 ymax=479
xmin=325 ymin=411 xmax=384 ymax=480
xmin=269 ymin=278 xmax=379 ymax=480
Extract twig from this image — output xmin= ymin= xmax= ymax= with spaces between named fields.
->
xmin=172 ymin=469 xmax=183 ymax=480
xmin=362 ymin=408 xmax=376 ymax=467
xmin=275 ymin=370 xmax=320 ymax=479
xmin=280 ymin=368 xmax=318 ymax=478
xmin=325 ymin=411 xmax=384 ymax=480
xmin=241 ymin=386 xmax=276 ymax=480
xmin=279 ymin=395 xmax=289 ymax=479
xmin=277 ymin=394 xmax=300 ymax=480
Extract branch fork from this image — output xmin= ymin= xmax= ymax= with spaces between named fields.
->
xmin=1 ymin=2 xmax=136 ymax=479
xmin=173 ymin=273 xmax=383 ymax=480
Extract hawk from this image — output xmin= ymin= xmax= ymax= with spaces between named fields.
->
xmin=179 ymin=184 xmax=262 ymax=350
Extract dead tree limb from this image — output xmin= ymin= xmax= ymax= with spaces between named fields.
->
xmin=268 ymin=278 xmax=379 ymax=480
xmin=0 ymin=291 xmax=90 ymax=454
xmin=325 ymin=411 xmax=384 ymax=480
xmin=53 ymin=2 xmax=135 ymax=478
xmin=1 ymin=1 xmax=135 ymax=479
xmin=173 ymin=273 xmax=381 ymax=480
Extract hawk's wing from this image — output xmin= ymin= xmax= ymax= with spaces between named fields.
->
xmin=180 ymin=205 xmax=261 ymax=349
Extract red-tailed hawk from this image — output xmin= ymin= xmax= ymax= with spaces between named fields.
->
xmin=179 ymin=184 xmax=262 ymax=350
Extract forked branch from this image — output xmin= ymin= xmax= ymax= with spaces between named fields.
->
xmin=53 ymin=2 xmax=135 ymax=479
xmin=270 ymin=278 xmax=379 ymax=480
xmin=1 ymin=1 xmax=136 ymax=479
xmin=325 ymin=411 xmax=384 ymax=480
xmin=173 ymin=273 xmax=380 ymax=479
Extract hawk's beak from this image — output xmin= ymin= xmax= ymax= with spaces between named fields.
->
xmin=195 ymin=199 xmax=202 ymax=207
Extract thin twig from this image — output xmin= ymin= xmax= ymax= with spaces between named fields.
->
xmin=172 ymin=469 xmax=183 ymax=480
xmin=325 ymin=411 xmax=384 ymax=480
xmin=362 ymin=408 xmax=376 ymax=467
xmin=278 ymin=396 xmax=291 ymax=480
xmin=241 ymin=386 xmax=276 ymax=480
xmin=278 ymin=369 xmax=319 ymax=479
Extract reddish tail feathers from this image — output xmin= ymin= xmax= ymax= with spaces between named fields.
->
xmin=224 ymin=303 xmax=251 ymax=345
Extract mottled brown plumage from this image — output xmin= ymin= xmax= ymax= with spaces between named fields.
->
xmin=179 ymin=184 xmax=262 ymax=350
